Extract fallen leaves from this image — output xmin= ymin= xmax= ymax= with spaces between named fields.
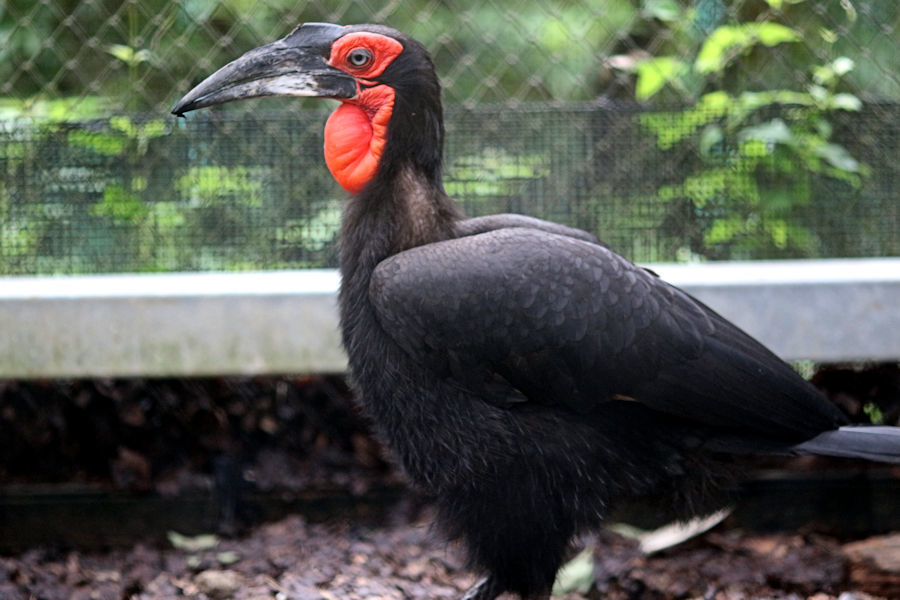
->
xmin=2 ymin=513 xmax=897 ymax=600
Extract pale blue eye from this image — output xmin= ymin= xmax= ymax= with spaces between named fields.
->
xmin=348 ymin=48 xmax=373 ymax=67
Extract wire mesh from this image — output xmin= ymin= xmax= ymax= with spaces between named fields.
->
xmin=1 ymin=0 xmax=898 ymax=274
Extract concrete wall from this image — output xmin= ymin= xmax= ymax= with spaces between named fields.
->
xmin=1 ymin=258 xmax=897 ymax=378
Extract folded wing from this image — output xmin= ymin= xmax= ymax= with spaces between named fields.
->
xmin=370 ymin=228 xmax=846 ymax=442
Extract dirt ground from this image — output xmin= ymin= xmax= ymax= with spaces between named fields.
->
xmin=2 ymin=508 xmax=899 ymax=599
xmin=1 ymin=369 xmax=899 ymax=599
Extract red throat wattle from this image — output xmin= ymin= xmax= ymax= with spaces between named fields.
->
xmin=324 ymin=86 xmax=395 ymax=194
xmin=323 ymin=32 xmax=403 ymax=194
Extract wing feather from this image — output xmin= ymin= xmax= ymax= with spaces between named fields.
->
xmin=370 ymin=228 xmax=845 ymax=440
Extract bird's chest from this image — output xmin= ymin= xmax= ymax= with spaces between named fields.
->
xmin=341 ymin=305 xmax=514 ymax=491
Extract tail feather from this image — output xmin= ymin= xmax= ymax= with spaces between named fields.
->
xmin=791 ymin=426 xmax=900 ymax=463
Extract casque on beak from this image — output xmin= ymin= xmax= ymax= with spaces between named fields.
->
xmin=171 ymin=22 xmax=357 ymax=116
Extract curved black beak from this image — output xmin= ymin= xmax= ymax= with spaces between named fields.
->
xmin=172 ymin=22 xmax=357 ymax=116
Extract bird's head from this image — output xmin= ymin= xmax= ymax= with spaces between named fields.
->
xmin=172 ymin=23 xmax=444 ymax=194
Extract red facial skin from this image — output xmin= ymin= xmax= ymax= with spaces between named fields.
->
xmin=324 ymin=32 xmax=403 ymax=193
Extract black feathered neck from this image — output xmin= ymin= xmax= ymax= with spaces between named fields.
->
xmin=337 ymin=27 xmax=461 ymax=273
xmin=366 ymin=27 xmax=446 ymax=190
xmin=335 ymin=26 xmax=462 ymax=375
xmin=339 ymin=166 xmax=461 ymax=279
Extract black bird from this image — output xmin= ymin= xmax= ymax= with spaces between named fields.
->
xmin=173 ymin=23 xmax=900 ymax=600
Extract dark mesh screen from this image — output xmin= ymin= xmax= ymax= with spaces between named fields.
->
xmin=1 ymin=103 xmax=897 ymax=275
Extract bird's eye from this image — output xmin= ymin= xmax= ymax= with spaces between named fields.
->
xmin=347 ymin=48 xmax=373 ymax=68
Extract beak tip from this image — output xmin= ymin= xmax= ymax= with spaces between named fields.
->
xmin=171 ymin=98 xmax=192 ymax=117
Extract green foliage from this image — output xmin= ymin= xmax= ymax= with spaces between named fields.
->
xmin=863 ymin=402 xmax=885 ymax=426
xmin=0 ymin=109 xmax=346 ymax=274
xmin=105 ymin=44 xmax=156 ymax=68
xmin=0 ymin=1 xmax=896 ymax=273
xmin=0 ymin=97 xmax=114 ymax=122
xmin=167 ymin=531 xmax=219 ymax=552
xmin=92 ymin=182 xmax=149 ymax=223
xmin=445 ymin=148 xmax=550 ymax=198
xmin=635 ymin=57 xmax=690 ymax=101
xmin=414 ymin=2 xmax=640 ymax=103
xmin=75 ymin=116 xmax=170 ymax=230
xmin=275 ymin=205 xmax=342 ymax=253
xmin=694 ymin=23 xmax=800 ymax=75
xmin=628 ymin=1 xmax=868 ymax=259
xmin=175 ymin=166 xmax=267 ymax=207
xmin=552 ymin=547 xmax=595 ymax=595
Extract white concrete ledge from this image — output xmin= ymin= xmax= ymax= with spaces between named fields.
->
xmin=651 ymin=258 xmax=900 ymax=364
xmin=0 ymin=270 xmax=345 ymax=378
xmin=1 ymin=258 xmax=897 ymax=378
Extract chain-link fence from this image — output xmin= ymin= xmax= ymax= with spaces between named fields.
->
xmin=1 ymin=1 xmax=897 ymax=274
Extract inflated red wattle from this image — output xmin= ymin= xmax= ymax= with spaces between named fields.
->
xmin=324 ymin=85 xmax=395 ymax=194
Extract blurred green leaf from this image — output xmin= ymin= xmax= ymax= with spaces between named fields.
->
xmin=640 ymin=92 xmax=730 ymax=150
xmin=756 ymin=22 xmax=800 ymax=46
xmin=67 ymin=130 xmax=125 ymax=156
xmin=814 ymin=56 xmax=855 ymax=86
xmin=110 ymin=116 xmax=137 ymax=137
xmin=141 ymin=119 xmax=169 ymax=139
xmin=819 ymin=27 xmax=839 ymax=43
xmin=699 ymin=124 xmax=723 ymax=155
xmin=91 ymin=185 xmax=149 ymax=223
xmin=737 ymin=89 xmax=813 ymax=112
xmin=863 ymin=403 xmax=885 ymax=425
xmin=151 ymin=202 xmax=187 ymax=228
xmin=635 ymin=57 xmax=689 ymax=100
xmin=767 ymin=218 xmax=788 ymax=248
xmin=696 ymin=23 xmax=799 ymax=74
xmin=831 ymin=56 xmax=855 ymax=77
xmin=699 ymin=90 xmax=731 ymax=111
xmin=705 ymin=215 xmax=745 ymax=245
xmin=175 ymin=166 xmax=267 ymax=207
xmin=168 ymin=531 xmax=219 ymax=552
xmin=738 ymin=118 xmax=794 ymax=146
xmin=740 ymin=138 xmax=769 ymax=158
xmin=0 ymin=97 xmax=112 ymax=122
xmin=303 ymin=206 xmax=342 ymax=250
xmin=644 ymin=0 xmax=682 ymax=22
xmin=106 ymin=44 xmax=155 ymax=66
xmin=841 ymin=0 xmax=858 ymax=23
xmin=216 ymin=550 xmax=241 ymax=565
xmin=552 ymin=547 xmax=594 ymax=595
xmin=829 ymin=93 xmax=862 ymax=111
xmin=815 ymin=143 xmax=861 ymax=173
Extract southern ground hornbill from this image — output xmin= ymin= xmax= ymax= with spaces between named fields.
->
xmin=173 ymin=23 xmax=900 ymax=600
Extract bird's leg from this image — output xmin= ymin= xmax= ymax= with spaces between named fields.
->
xmin=461 ymin=576 xmax=552 ymax=600
xmin=460 ymin=575 xmax=504 ymax=600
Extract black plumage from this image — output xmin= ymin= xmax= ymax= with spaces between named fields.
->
xmin=173 ymin=23 xmax=900 ymax=600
